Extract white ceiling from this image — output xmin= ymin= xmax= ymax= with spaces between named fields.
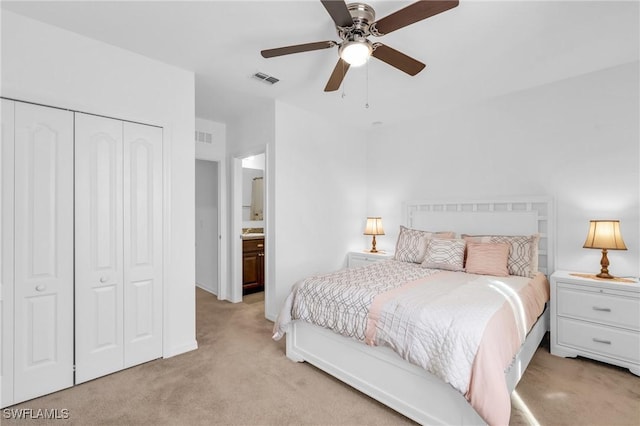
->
xmin=3 ymin=0 xmax=638 ymax=129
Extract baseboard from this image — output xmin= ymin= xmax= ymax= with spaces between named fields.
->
xmin=164 ymin=340 xmax=198 ymax=358
xmin=195 ymin=282 xmax=217 ymax=296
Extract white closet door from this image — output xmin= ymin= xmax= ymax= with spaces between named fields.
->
xmin=1 ymin=99 xmax=16 ymax=406
xmin=123 ymin=122 xmax=163 ymax=367
xmin=13 ymin=102 xmax=74 ymax=401
xmin=75 ymin=113 xmax=124 ymax=384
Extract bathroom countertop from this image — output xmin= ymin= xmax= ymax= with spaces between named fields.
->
xmin=241 ymin=233 xmax=264 ymax=240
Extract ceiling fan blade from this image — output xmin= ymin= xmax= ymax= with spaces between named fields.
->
xmin=373 ymin=0 xmax=459 ymax=35
xmin=320 ymin=0 xmax=354 ymax=28
xmin=324 ymin=58 xmax=350 ymax=92
xmin=372 ymin=44 xmax=425 ymax=76
xmin=261 ymin=41 xmax=336 ymax=58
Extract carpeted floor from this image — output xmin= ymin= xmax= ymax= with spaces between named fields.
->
xmin=4 ymin=287 xmax=639 ymax=425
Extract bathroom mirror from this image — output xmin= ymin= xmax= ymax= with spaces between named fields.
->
xmin=242 ymin=153 xmax=265 ymax=228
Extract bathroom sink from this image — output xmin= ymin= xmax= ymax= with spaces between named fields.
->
xmin=242 ymin=233 xmax=264 ymax=240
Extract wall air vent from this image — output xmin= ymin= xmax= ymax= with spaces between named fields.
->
xmin=195 ymin=131 xmax=213 ymax=144
xmin=253 ymin=72 xmax=280 ymax=85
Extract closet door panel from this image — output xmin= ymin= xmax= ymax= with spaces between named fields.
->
xmin=1 ymin=99 xmax=16 ymax=407
xmin=75 ymin=113 xmax=124 ymax=384
xmin=123 ymin=122 xmax=162 ymax=366
xmin=13 ymin=102 xmax=74 ymax=401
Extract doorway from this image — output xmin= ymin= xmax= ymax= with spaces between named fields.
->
xmin=233 ymin=152 xmax=266 ymax=305
xmin=195 ymin=159 xmax=220 ymax=296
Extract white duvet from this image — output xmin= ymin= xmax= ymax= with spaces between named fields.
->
xmin=273 ymin=259 xmax=549 ymax=425
xmin=364 ymin=271 xmax=531 ymax=394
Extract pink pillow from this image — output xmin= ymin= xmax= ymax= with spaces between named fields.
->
xmin=462 ymin=234 xmax=539 ymax=277
xmin=465 ymin=242 xmax=510 ymax=276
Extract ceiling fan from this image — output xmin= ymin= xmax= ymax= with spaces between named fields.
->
xmin=260 ymin=0 xmax=459 ymax=92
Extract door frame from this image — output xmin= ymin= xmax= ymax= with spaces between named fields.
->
xmin=1 ymin=99 xmax=16 ymax=407
xmin=231 ymin=157 xmax=243 ymax=303
xmin=231 ymin=150 xmax=268 ymax=304
xmin=194 ymin=154 xmax=227 ymax=300
xmin=194 ymin=158 xmax=226 ymax=299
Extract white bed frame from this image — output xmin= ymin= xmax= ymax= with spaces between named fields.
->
xmin=286 ymin=197 xmax=554 ymax=425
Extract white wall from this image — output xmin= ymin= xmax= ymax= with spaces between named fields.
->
xmin=195 ymin=117 xmax=227 ymax=299
xmin=1 ymin=11 xmax=198 ymax=356
xmin=242 ymin=153 xmax=265 ymax=170
xmin=195 ymin=160 xmax=218 ymax=294
xmin=366 ymin=62 xmax=639 ymax=278
xmin=227 ymin=102 xmax=276 ymax=159
xmin=271 ymin=101 xmax=367 ymax=319
xmin=226 ymin=100 xmax=367 ymax=319
xmin=225 ymin=103 xmax=275 ymax=303
xmin=195 ymin=117 xmax=225 ymax=161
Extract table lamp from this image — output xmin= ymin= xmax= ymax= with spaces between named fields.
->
xmin=364 ymin=217 xmax=384 ymax=253
xmin=583 ymin=220 xmax=627 ymax=278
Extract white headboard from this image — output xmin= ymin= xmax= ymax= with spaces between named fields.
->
xmin=404 ymin=197 xmax=554 ymax=276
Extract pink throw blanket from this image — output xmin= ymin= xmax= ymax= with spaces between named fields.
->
xmin=365 ymin=272 xmax=549 ymax=426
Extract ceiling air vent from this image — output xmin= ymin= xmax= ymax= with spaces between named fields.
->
xmin=253 ymin=72 xmax=280 ymax=85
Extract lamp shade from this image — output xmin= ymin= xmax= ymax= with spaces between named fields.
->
xmin=364 ymin=217 xmax=384 ymax=236
xmin=583 ymin=220 xmax=627 ymax=250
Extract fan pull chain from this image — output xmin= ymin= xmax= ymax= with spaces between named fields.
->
xmin=341 ymin=60 xmax=347 ymax=99
xmin=365 ymin=60 xmax=370 ymax=109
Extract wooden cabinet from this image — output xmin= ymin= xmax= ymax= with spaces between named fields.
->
xmin=550 ymin=271 xmax=640 ymax=376
xmin=243 ymin=238 xmax=264 ymax=294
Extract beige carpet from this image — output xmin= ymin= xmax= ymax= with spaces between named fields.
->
xmin=4 ymin=288 xmax=639 ymax=425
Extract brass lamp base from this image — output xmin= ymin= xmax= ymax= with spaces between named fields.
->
xmin=369 ymin=235 xmax=378 ymax=253
xmin=596 ymin=248 xmax=614 ymax=279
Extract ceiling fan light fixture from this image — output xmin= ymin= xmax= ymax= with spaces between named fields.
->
xmin=339 ymin=39 xmax=372 ymax=67
xmin=261 ymin=0 xmax=460 ymax=92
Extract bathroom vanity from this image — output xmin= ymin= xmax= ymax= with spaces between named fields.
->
xmin=242 ymin=234 xmax=264 ymax=295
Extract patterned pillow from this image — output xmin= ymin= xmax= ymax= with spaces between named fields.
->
xmin=465 ymin=242 xmax=510 ymax=276
xmin=421 ymin=238 xmax=466 ymax=271
xmin=394 ymin=226 xmax=456 ymax=263
xmin=462 ymin=234 xmax=540 ymax=277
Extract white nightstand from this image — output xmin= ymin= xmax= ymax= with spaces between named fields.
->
xmin=550 ymin=271 xmax=640 ymax=376
xmin=347 ymin=251 xmax=394 ymax=268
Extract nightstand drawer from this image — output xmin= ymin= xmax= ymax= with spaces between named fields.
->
xmin=347 ymin=251 xmax=393 ymax=268
xmin=557 ymin=286 xmax=640 ymax=331
xmin=557 ymin=317 xmax=640 ymax=364
xmin=551 ymin=271 xmax=640 ymax=375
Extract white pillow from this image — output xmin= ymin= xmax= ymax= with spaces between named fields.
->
xmin=394 ymin=226 xmax=456 ymax=263
xmin=421 ymin=238 xmax=466 ymax=271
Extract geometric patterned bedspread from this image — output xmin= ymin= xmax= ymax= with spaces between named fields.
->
xmin=273 ymin=260 xmax=549 ymax=425
xmin=274 ymin=259 xmax=440 ymax=341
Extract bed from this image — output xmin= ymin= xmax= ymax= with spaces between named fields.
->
xmin=274 ymin=198 xmax=554 ymax=425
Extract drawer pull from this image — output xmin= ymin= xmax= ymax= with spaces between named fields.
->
xmin=257 ymin=244 xmax=264 ymax=248
xmin=592 ymin=338 xmax=612 ymax=345
xmin=592 ymin=306 xmax=611 ymax=312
